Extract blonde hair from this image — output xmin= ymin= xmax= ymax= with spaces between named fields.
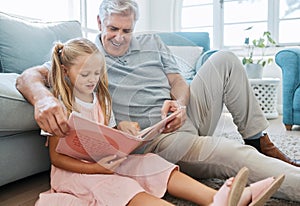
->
xmin=51 ymin=38 xmax=112 ymax=125
xmin=99 ymin=0 xmax=139 ymax=23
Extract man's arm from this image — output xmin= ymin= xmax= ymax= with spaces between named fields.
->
xmin=168 ymin=73 xmax=190 ymax=107
xmin=16 ymin=66 xmax=69 ymax=136
xmin=161 ymin=73 xmax=189 ymax=133
xmin=16 ymin=66 xmax=51 ymax=105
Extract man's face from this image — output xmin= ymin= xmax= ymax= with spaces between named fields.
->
xmin=98 ymin=13 xmax=135 ymax=57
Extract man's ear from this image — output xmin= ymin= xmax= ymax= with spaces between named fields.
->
xmin=97 ymin=15 xmax=102 ymax=31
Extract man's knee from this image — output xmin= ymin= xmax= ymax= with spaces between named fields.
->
xmin=212 ymin=50 xmax=238 ymax=61
xmin=153 ymin=133 xmax=201 ymax=163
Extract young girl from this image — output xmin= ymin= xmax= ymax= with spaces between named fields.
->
xmin=35 ymin=38 xmax=284 ymax=206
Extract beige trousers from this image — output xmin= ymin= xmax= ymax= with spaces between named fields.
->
xmin=145 ymin=51 xmax=300 ymax=201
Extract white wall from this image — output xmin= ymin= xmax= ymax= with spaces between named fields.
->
xmin=135 ymin=0 xmax=179 ymax=32
xmin=134 ymin=0 xmax=150 ymax=32
xmin=148 ymin=0 xmax=177 ymax=32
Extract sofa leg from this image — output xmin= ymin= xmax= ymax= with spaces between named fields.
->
xmin=285 ymin=124 xmax=293 ymax=131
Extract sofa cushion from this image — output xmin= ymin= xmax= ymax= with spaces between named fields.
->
xmin=0 ymin=73 xmax=39 ymax=133
xmin=157 ymin=32 xmax=210 ymax=53
xmin=168 ymin=46 xmax=203 ymax=81
xmin=195 ymin=50 xmax=219 ymax=72
xmin=0 ymin=12 xmax=82 ymax=74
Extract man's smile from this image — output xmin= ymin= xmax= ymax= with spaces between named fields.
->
xmin=111 ymin=40 xmax=121 ymax=47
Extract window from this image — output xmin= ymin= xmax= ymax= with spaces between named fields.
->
xmin=0 ymin=0 xmax=78 ymax=21
xmin=180 ymin=0 xmax=300 ymax=49
xmin=0 ymin=0 xmax=101 ymax=41
xmin=181 ymin=0 xmax=213 ymax=33
xmin=80 ymin=0 xmax=102 ymax=41
xmin=223 ymin=0 xmax=268 ymax=47
xmin=279 ymin=0 xmax=300 ymax=44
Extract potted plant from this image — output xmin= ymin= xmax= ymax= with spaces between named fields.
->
xmin=242 ymin=30 xmax=276 ymax=79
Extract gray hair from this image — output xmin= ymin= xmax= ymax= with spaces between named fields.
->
xmin=99 ymin=0 xmax=139 ymax=23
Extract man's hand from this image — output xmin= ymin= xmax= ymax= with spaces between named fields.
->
xmin=35 ymin=96 xmax=69 ymax=137
xmin=16 ymin=66 xmax=69 ymax=136
xmin=161 ymin=100 xmax=187 ymax=133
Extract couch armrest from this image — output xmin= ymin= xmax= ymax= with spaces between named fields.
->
xmin=275 ymin=48 xmax=300 ymax=124
xmin=0 ymin=73 xmax=39 ymax=132
xmin=195 ymin=50 xmax=219 ymax=72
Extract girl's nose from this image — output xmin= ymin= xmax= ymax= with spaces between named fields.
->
xmin=89 ymin=76 xmax=98 ymax=82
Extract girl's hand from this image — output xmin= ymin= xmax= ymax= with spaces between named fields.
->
xmin=117 ymin=121 xmax=141 ymax=135
xmin=95 ymin=155 xmax=127 ymax=174
xmin=161 ymin=100 xmax=187 ymax=133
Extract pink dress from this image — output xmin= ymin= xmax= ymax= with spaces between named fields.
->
xmin=35 ymin=94 xmax=178 ymax=206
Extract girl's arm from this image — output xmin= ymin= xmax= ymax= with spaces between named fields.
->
xmin=117 ymin=121 xmax=140 ymax=135
xmin=49 ymin=135 xmax=124 ymax=174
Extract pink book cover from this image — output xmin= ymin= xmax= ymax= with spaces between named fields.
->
xmin=56 ymin=110 xmax=180 ymax=162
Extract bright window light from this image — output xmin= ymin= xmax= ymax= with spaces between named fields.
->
xmin=181 ymin=0 xmax=300 ymax=48
xmin=0 ymin=0 xmax=101 ymax=41
xmin=0 ymin=0 xmax=78 ymax=21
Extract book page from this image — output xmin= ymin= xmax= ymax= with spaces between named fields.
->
xmin=56 ymin=113 xmax=143 ymax=162
xmin=56 ymin=109 xmax=181 ymax=162
xmin=138 ymin=109 xmax=181 ymax=140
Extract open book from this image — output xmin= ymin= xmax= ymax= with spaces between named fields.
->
xmin=56 ymin=110 xmax=181 ymax=162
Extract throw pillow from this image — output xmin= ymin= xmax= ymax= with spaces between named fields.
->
xmin=195 ymin=50 xmax=218 ymax=73
xmin=0 ymin=12 xmax=82 ymax=73
xmin=168 ymin=46 xmax=203 ymax=81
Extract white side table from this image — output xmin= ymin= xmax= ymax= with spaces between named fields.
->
xmin=249 ymin=78 xmax=280 ymax=119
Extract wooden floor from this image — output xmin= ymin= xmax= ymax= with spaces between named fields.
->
xmin=0 ymin=115 xmax=299 ymax=206
xmin=0 ymin=171 xmax=50 ymax=206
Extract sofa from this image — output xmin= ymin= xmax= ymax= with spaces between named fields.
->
xmin=275 ymin=48 xmax=300 ymax=130
xmin=0 ymin=12 xmax=83 ymax=186
xmin=0 ymin=11 xmax=215 ymax=186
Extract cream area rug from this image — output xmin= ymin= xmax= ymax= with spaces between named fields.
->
xmin=163 ymin=114 xmax=300 ymax=205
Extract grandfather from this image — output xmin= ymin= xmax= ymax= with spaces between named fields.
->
xmin=16 ymin=0 xmax=300 ymax=201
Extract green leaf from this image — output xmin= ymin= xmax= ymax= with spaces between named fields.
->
xmin=263 ymin=31 xmax=271 ymax=36
xmin=267 ymin=36 xmax=276 ymax=45
xmin=257 ymin=38 xmax=265 ymax=48
xmin=267 ymin=58 xmax=273 ymax=64
xmin=245 ymin=26 xmax=253 ymax=31
xmin=242 ymin=30 xmax=276 ymax=67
